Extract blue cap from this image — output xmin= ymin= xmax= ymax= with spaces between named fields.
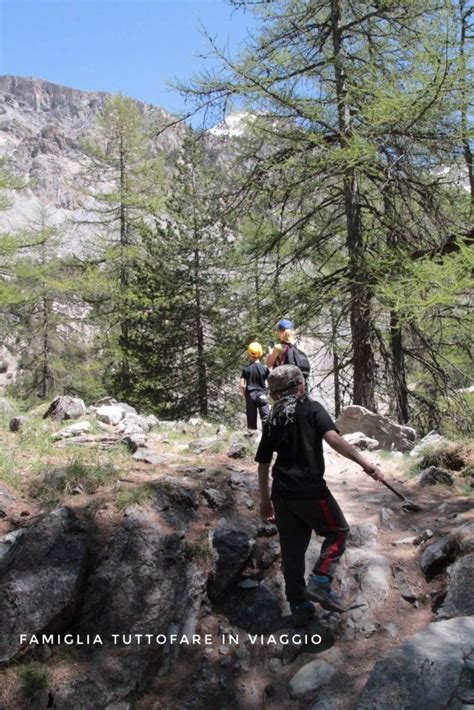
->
xmin=277 ymin=319 xmax=294 ymax=330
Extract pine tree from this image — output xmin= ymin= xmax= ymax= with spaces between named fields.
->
xmin=76 ymin=94 xmax=165 ymax=392
xmin=6 ymin=206 xmax=90 ymax=401
xmin=116 ymin=133 xmax=241 ymax=418
xmin=180 ymin=0 xmax=471 ymax=426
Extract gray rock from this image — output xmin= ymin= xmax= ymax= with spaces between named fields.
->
xmin=116 ymin=402 xmax=137 ymax=415
xmin=9 ymin=415 xmax=28 ymax=432
xmin=418 ymin=465 xmax=454 ymax=487
xmin=336 ymin=405 xmax=416 ymax=452
xmin=410 ymin=430 xmax=444 ymax=457
xmin=51 ymin=420 xmax=91 ymax=440
xmin=209 ymin=515 xmax=257 ymax=599
xmin=230 ymin=468 xmax=259 ymax=492
xmin=342 ymin=432 xmax=379 ymax=451
xmin=420 ymin=536 xmax=458 ymax=577
xmin=145 ymin=414 xmax=159 ymax=429
xmin=117 ymin=414 xmax=150 ymax=433
xmin=437 ymin=553 xmax=474 ymax=620
xmin=43 ymin=395 xmax=86 ymax=421
xmin=348 ymin=522 xmax=378 ymax=548
xmin=0 ymin=507 xmax=88 ymax=662
xmin=379 ymin=507 xmax=394 ymax=528
xmin=188 ymin=436 xmax=221 ymax=454
xmin=202 ymin=488 xmax=228 ymax=508
xmin=356 ymin=617 xmax=474 ymax=710
xmin=53 ymin=510 xmax=207 ymax=708
xmin=392 ymin=566 xmax=417 ymax=604
xmin=121 ymin=429 xmax=146 ymax=452
xmin=227 ymin=442 xmax=248 ymax=459
xmin=96 ymin=405 xmax=126 ymax=426
xmin=215 ymin=581 xmax=281 ymax=634
xmin=132 ymin=447 xmax=173 ymax=464
xmin=288 ymin=659 xmax=336 ymax=699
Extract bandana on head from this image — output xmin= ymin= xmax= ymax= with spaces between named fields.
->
xmin=267 ymin=365 xmax=305 ymax=429
xmin=269 ymin=393 xmax=306 ymax=428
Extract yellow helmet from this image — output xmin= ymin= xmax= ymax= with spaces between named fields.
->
xmin=247 ymin=341 xmax=263 ymax=358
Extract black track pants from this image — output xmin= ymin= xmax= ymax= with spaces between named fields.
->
xmin=273 ymin=494 xmax=349 ymax=604
xmin=245 ymin=390 xmax=270 ymax=430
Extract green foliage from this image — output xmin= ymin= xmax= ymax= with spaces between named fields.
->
xmin=110 ymin=133 xmax=243 ymax=417
xmin=16 ymin=663 xmax=51 ymax=699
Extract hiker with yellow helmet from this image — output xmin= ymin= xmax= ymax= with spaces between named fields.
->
xmin=239 ymin=341 xmax=270 ymax=432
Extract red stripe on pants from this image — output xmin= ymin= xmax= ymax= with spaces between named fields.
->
xmin=318 ymin=498 xmax=346 ymax=575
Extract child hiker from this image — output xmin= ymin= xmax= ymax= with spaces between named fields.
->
xmin=239 ymin=341 xmax=270 ymax=433
xmin=255 ymin=365 xmax=385 ymax=626
xmin=267 ymin=318 xmax=311 ymax=390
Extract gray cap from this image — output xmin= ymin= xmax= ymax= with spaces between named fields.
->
xmin=268 ymin=365 xmax=304 ymax=396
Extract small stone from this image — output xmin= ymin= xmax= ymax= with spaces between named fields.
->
xmin=238 ymin=579 xmax=259 ymax=589
xmin=202 ymin=488 xmax=227 ymax=508
xmin=393 ymin=536 xmax=417 ymax=546
xmin=288 ymin=660 xmax=336 ymax=699
xmin=218 ymin=645 xmax=230 ymax=655
xmin=413 ymin=529 xmax=433 ymax=545
xmin=227 ymin=443 xmax=248 ymax=459
xmin=9 ymin=416 xmax=28 ymax=432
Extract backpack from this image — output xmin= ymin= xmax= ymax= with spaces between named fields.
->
xmin=282 ymin=343 xmax=311 ymax=378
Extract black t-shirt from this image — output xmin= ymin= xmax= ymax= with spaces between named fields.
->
xmin=241 ymin=362 xmax=270 ymax=392
xmin=255 ymin=398 xmax=338 ymax=499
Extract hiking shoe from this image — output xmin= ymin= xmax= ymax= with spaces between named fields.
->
xmin=290 ymin=600 xmax=315 ymax=627
xmin=304 ymin=574 xmax=346 ymax=613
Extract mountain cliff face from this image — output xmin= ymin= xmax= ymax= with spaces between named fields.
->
xmin=0 ymin=75 xmax=187 ymax=235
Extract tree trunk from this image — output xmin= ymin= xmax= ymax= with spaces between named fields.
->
xmin=390 ymin=311 xmax=409 ymax=423
xmin=192 ymin=170 xmax=208 ymax=417
xmin=331 ymin=308 xmax=341 ymax=417
xmin=459 ymin=0 xmax=474 ymax=210
xmin=330 ymin=0 xmax=376 ymax=411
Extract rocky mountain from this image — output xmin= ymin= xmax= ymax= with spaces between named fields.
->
xmin=0 ymin=75 xmax=187 ymax=242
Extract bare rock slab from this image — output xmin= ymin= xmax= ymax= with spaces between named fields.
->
xmin=0 ymin=506 xmax=88 ymax=662
xmin=356 ymin=616 xmax=474 ymax=710
xmin=436 ymin=553 xmax=474 ymax=620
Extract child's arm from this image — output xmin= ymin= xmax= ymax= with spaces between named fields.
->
xmin=323 ymin=430 xmax=385 ymax=481
xmin=239 ymin=378 xmax=246 ymax=397
xmin=257 ymin=462 xmax=275 ymax=521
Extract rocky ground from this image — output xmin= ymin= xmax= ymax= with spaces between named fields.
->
xmin=0 ymin=396 xmax=473 ymax=709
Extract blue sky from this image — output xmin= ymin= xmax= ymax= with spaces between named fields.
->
xmin=0 ymin=0 xmax=257 ymax=118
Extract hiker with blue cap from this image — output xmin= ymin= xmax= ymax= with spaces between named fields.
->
xmin=267 ymin=318 xmax=311 ymax=388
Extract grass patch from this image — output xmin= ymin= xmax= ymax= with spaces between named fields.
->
xmin=16 ymin=663 xmax=51 ymax=699
xmin=31 ymin=456 xmax=118 ymax=506
xmin=115 ymin=483 xmax=154 ymax=510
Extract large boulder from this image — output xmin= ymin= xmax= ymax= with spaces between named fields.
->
xmin=336 ymin=405 xmax=416 ymax=452
xmin=356 ymin=617 xmax=474 ymax=709
xmin=436 ymin=553 xmax=474 ymax=620
xmin=43 ymin=396 xmax=86 ymax=421
xmin=53 ymin=508 xmax=206 ymax=707
xmin=0 ymin=506 xmax=88 ymax=662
